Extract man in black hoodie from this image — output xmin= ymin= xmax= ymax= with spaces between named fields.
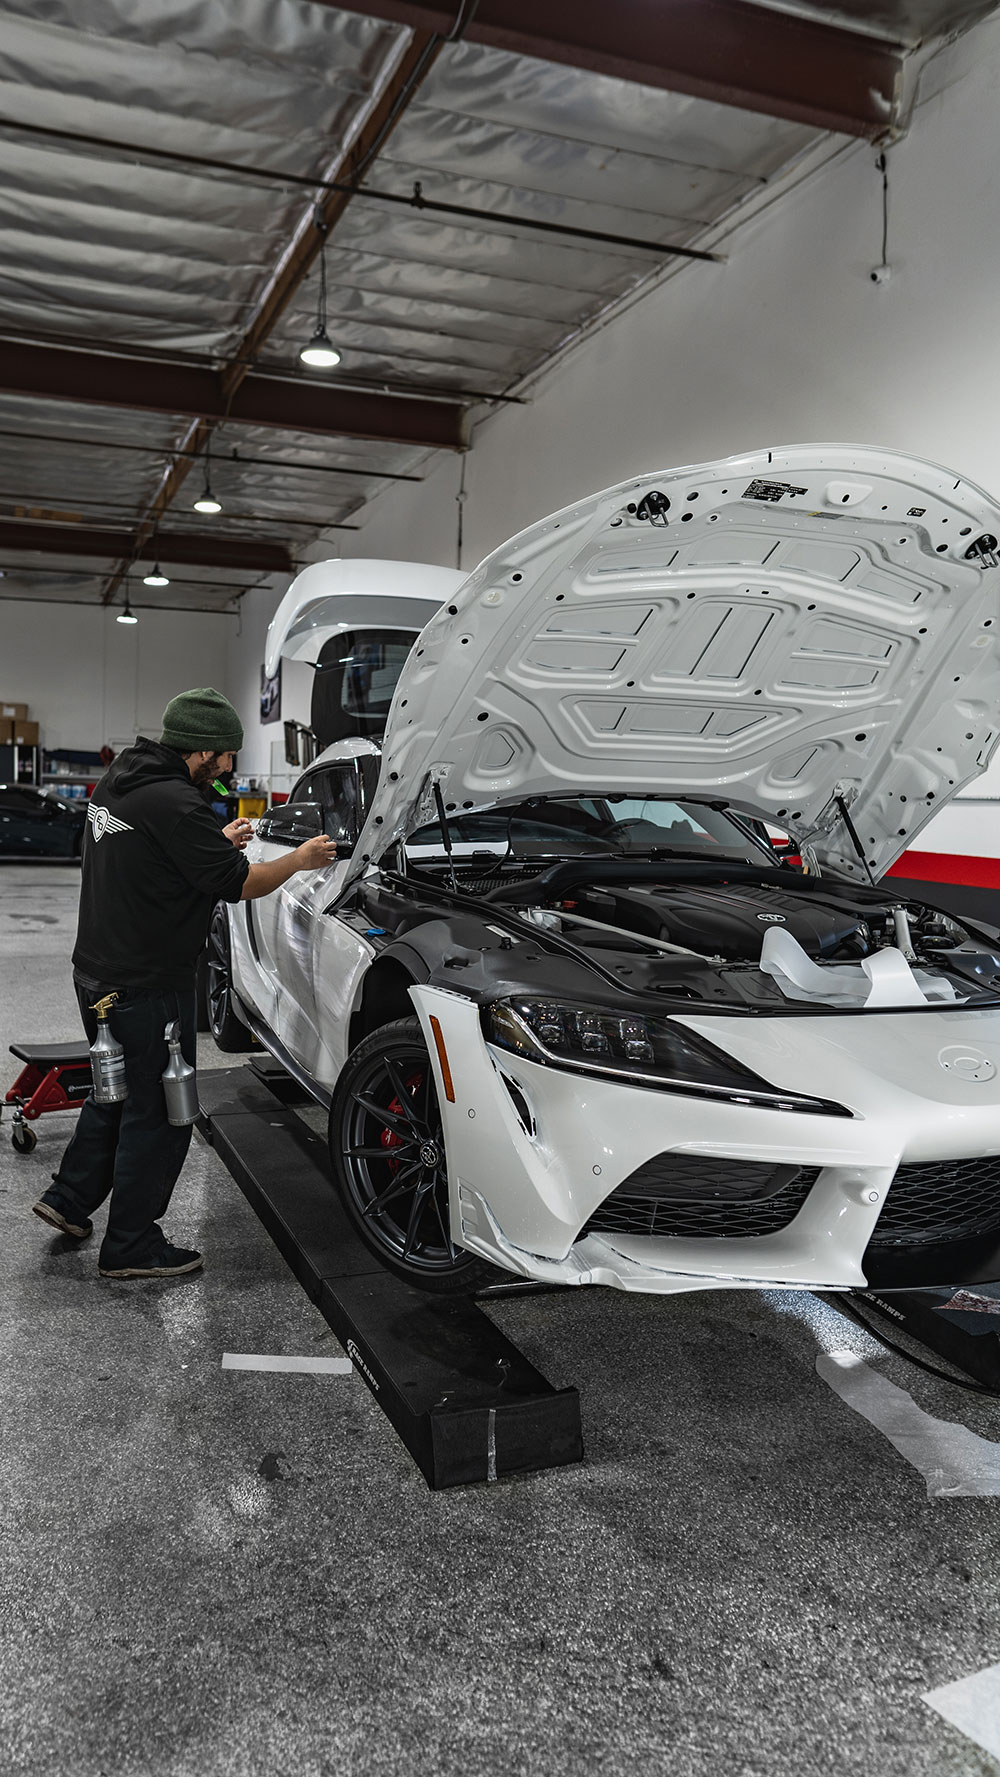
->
xmin=31 ymin=687 xmax=336 ymax=1278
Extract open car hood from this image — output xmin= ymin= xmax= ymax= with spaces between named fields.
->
xmin=263 ymin=558 xmax=467 ymax=680
xmin=347 ymin=446 xmax=1000 ymax=888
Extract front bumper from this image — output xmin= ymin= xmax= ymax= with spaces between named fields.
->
xmin=409 ymin=987 xmax=1000 ymax=1295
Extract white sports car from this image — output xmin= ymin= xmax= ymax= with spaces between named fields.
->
xmin=211 ymin=445 xmax=1000 ymax=1299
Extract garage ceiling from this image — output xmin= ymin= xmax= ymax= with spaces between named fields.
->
xmin=0 ymin=0 xmax=994 ymax=615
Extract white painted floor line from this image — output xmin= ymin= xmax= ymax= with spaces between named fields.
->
xmin=923 ymin=1662 xmax=1000 ymax=1762
xmin=221 ymin=1352 xmax=353 ymax=1375
xmin=816 ymin=1351 xmax=1000 ymax=1498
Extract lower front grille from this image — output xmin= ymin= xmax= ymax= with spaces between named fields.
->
xmin=582 ymin=1162 xmax=821 ymax=1241
xmin=869 ymin=1155 xmax=1000 ymax=1247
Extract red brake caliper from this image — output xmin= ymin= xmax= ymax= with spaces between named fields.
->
xmin=380 ymin=1070 xmax=423 ymax=1170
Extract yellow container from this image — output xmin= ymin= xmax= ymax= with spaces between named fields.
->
xmin=238 ymin=794 xmax=267 ymax=820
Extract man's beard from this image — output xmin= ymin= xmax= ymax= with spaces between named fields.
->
xmin=191 ymin=755 xmax=223 ymax=793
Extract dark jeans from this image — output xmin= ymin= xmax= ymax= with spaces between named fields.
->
xmin=51 ymin=977 xmax=197 ymax=1267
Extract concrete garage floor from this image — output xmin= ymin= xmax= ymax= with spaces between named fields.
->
xmin=2 ymin=865 xmax=1000 ymax=1777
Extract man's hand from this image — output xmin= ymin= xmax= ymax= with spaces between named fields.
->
xmin=240 ymin=833 xmax=337 ymax=900
xmin=295 ymin=834 xmax=338 ymax=871
xmin=224 ymin=817 xmax=255 ymax=850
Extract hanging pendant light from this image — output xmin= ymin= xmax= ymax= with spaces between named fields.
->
xmin=299 ymin=213 xmax=341 ymax=369
xmin=116 ymin=595 xmax=138 ymax=625
xmin=193 ymin=431 xmax=223 ymax=514
xmin=143 ymin=562 xmax=169 ymax=587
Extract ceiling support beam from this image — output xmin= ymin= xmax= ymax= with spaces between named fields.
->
xmin=0 ymin=519 xmax=292 ymax=575
xmin=324 ymin=1 xmax=905 ymax=139
xmin=0 ymin=341 xmax=466 ymax=451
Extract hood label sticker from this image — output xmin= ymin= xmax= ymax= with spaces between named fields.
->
xmin=742 ymin=479 xmax=808 ymax=502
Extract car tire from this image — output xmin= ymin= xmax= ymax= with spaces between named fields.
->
xmin=195 ymin=946 xmax=211 ymax=1033
xmin=206 ymin=903 xmax=258 ymax=1053
xmin=329 ymin=1017 xmax=494 ymax=1294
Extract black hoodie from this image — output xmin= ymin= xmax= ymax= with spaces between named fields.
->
xmin=73 ymin=737 xmax=249 ymax=990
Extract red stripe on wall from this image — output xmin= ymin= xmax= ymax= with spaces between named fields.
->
xmin=887 ymin=850 xmax=1000 ymax=889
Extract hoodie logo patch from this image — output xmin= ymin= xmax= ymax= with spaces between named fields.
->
xmin=87 ymin=803 xmax=133 ymax=843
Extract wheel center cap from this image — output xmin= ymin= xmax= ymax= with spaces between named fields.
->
xmin=419 ymin=1140 xmax=441 ymax=1168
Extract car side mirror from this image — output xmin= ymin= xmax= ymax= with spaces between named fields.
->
xmin=256 ymin=802 xmax=324 ymax=845
xmin=255 ymin=801 xmax=356 ymax=855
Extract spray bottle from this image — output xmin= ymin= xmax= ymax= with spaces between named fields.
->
xmin=89 ymin=995 xmax=128 ymax=1103
xmin=161 ymin=1020 xmax=199 ymax=1127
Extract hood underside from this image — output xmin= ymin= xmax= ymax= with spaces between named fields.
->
xmin=350 ymin=445 xmax=1000 ymax=886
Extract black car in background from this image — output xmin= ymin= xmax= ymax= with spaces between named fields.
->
xmin=0 ymin=785 xmax=87 ymax=859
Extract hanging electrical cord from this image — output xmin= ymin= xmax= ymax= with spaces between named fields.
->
xmin=870 ymin=149 xmax=891 ymax=285
xmin=455 ymin=451 xmax=468 ymax=569
xmin=834 ymin=1292 xmax=1000 ymax=1397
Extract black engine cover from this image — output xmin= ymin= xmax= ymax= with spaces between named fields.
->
xmin=571 ymin=881 xmax=871 ymax=962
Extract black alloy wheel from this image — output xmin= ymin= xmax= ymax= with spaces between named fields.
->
xmin=329 ymin=1018 xmax=492 ymax=1292
xmin=206 ymin=903 xmax=257 ymax=1052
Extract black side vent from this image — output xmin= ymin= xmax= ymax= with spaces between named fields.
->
xmin=500 ymin=1073 xmax=534 ymax=1137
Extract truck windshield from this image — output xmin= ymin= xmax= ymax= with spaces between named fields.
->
xmin=311 ymin=629 xmax=416 ymax=746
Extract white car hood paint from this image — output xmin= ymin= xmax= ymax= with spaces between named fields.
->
xmin=263 ymin=558 xmax=467 ymax=679
xmin=347 ymin=446 xmax=1000 ymax=887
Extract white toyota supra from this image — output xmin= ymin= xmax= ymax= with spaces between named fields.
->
xmin=210 ymin=445 xmax=1000 ymax=1298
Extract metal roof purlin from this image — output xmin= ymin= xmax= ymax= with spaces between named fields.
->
xmin=0 ymin=519 xmax=293 ymax=574
xmin=0 ymin=426 xmax=424 ymax=483
xmin=322 ymin=0 xmax=906 ymax=138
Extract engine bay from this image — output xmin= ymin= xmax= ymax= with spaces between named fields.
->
xmin=373 ymin=856 xmax=1000 ymax=1012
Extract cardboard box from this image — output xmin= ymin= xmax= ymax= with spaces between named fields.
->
xmin=0 ymin=703 xmax=28 ymax=720
xmin=12 ymin=720 xmax=38 ymax=746
xmin=0 ymin=718 xmax=12 ymax=746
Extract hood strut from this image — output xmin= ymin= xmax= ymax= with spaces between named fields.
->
xmin=432 ymin=782 xmax=459 ymax=894
xmin=835 ymin=794 xmax=876 ymax=889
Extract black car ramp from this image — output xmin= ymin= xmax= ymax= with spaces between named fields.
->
xmin=196 ymin=1064 xmax=583 ymax=1490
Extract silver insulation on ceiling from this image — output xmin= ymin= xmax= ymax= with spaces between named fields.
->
xmin=0 ymin=0 xmax=993 ymax=608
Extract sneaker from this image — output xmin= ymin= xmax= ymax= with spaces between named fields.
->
xmin=32 ymin=1194 xmax=93 ymax=1240
xmin=98 ymin=1244 xmax=203 ymax=1279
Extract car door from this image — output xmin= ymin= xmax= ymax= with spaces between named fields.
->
xmin=265 ymin=758 xmax=370 ymax=1073
xmin=0 ymin=787 xmax=29 ymax=853
xmin=0 ymin=788 xmax=49 ymax=854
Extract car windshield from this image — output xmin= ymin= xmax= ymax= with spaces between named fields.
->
xmin=408 ymin=796 xmax=769 ymax=861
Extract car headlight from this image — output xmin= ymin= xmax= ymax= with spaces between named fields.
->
xmin=484 ymin=998 xmax=849 ymax=1116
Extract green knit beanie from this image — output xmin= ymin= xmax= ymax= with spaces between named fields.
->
xmin=160 ymin=687 xmax=244 ymax=753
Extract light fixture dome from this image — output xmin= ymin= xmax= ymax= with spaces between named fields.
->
xmin=299 ymin=324 xmax=341 ymax=369
xmin=143 ymin=563 xmax=170 ymax=587
xmin=116 ymin=598 xmax=138 ymax=625
xmin=193 ymin=487 xmax=222 ymax=515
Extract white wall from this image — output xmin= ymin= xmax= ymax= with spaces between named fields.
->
xmin=2 ymin=599 xmax=232 ymax=756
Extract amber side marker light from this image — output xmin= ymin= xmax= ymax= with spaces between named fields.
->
xmin=429 ymin=1015 xmax=456 ymax=1103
